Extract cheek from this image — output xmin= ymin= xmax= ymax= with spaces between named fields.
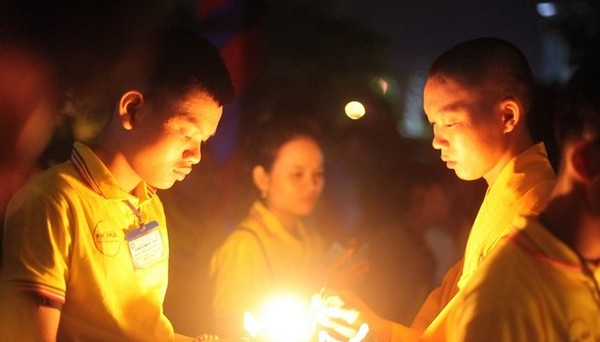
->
xmin=267 ymin=177 xmax=292 ymax=199
xmin=136 ymin=143 xmax=170 ymax=165
xmin=458 ymin=128 xmax=494 ymax=156
xmin=133 ymin=140 xmax=181 ymax=173
xmin=145 ymin=133 xmax=185 ymax=157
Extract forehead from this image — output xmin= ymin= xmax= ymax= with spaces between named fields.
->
xmin=162 ymin=90 xmax=222 ymax=131
xmin=274 ymin=137 xmax=323 ymax=163
xmin=165 ymin=91 xmax=222 ymax=118
xmin=423 ymin=75 xmax=489 ymax=118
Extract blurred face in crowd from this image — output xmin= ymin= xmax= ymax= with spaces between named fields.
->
xmin=255 ymin=136 xmax=325 ymax=225
xmin=0 ymin=44 xmax=57 ymax=171
xmin=423 ymin=74 xmax=510 ymax=183
xmin=121 ymin=89 xmax=223 ymax=189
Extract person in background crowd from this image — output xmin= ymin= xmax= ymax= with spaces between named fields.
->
xmin=209 ymin=117 xmax=369 ymax=339
xmin=355 ymin=162 xmax=468 ymax=326
xmin=0 ymin=25 xmax=234 ymax=342
xmin=319 ymin=37 xmax=557 ymax=342
xmin=0 ymin=40 xmax=58 ymax=270
xmin=445 ymin=57 xmax=600 ymax=341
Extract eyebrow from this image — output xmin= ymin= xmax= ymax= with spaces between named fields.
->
xmin=172 ymin=110 xmax=199 ymax=124
xmin=168 ymin=110 xmax=216 ymax=140
xmin=439 ymin=100 xmax=468 ymax=113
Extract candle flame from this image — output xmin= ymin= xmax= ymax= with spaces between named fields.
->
xmin=243 ymin=294 xmax=315 ymax=342
xmin=243 ymin=291 xmax=371 ymax=342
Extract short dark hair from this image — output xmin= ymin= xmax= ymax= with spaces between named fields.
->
xmin=555 ymin=58 xmax=600 ymax=144
xmin=141 ymin=26 xmax=234 ymax=107
xmin=428 ymin=37 xmax=533 ymax=111
xmin=62 ymin=24 xmax=234 ymax=134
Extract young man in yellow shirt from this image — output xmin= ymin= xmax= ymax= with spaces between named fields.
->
xmin=0 ymin=26 xmax=234 ymax=342
xmin=320 ymin=37 xmax=556 ymax=342
xmin=445 ymin=59 xmax=600 ymax=341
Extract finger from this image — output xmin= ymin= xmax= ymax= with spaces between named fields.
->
xmin=349 ymin=323 xmax=370 ymax=342
xmin=318 ymin=317 xmax=359 ymax=339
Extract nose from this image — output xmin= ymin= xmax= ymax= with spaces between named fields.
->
xmin=431 ymin=127 xmax=447 ymax=150
xmin=184 ymin=142 xmax=202 ymax=165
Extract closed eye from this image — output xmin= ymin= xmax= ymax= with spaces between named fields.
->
xmin=177 ymin=128 xmax=192 ymax=141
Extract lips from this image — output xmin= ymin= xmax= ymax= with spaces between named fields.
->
xmin=444 ymin=161 xmax=457 ymax=168
xmin=173 ymin=167 xmax=192 ymax=179
xmin=440 ymin=155 xmax=456 ymax=168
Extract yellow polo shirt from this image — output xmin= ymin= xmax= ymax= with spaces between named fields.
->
xmin=209 ymin=200 xmax=325 ymax=336
xmin=1 ymin=142 xmax=174 ymax=341
xmin=446 ymin=216 xmax=600 ymax=341
xmin=403 ymin=143 xmax=556 ymax=341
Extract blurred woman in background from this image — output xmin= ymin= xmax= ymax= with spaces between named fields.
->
xmin=208 ymin=117 xmax=368 ymax=338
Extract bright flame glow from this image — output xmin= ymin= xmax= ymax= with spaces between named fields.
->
xmin=344 ymin=101 xmax=366 ymax=120
xmin=244 ymin=292 xmax=370 ymax=342
xmin=244 ymin=295 xmax=315 ymax=342
xmin=243 ymin=311 xmax=260 ymax=338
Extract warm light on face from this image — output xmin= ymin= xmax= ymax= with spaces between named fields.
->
xmin=344 ymin=101 xmax=366 ymax=120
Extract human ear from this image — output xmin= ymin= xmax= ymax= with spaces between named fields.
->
xmin=500 ymin=97 xmax=521 ymax=133
xmin=252 ymin=165 xmax=270 ymax=196
xmin=571 ymin=142 xmax=594 ymax=181
xmin=118 ymin=91 xmax=144 ymax=130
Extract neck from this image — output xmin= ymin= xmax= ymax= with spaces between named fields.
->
xmin=90 ymin=139 xmax=140 ymax=193
xmin=277 ymin=214 xmax=299 ymax=234
xmin=265 ymin=205 xmax=300 ymax=235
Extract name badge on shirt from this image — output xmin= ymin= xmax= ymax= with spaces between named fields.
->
xmin=125 ymin=221 xmax=166 ymax=270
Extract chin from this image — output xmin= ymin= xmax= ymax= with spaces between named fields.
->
xmin=455 ymin=172 xmax=480 ymax=182
xmin=452 ymin=168 xmax=470 ymax=180
xmin=296 ymin=206 xmax=315 ymax=217
xmin=151 ymin=179 xmax=177 ymax=190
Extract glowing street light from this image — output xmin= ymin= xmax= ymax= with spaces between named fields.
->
xmin=345 ymin=101 xmax=366 ymax=120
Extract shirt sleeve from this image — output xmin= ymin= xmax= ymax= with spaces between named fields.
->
xmin=2 ymin=186 xmax=72 ymax=303
xmin=411 ymin=259 xmax=463 ymax=331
